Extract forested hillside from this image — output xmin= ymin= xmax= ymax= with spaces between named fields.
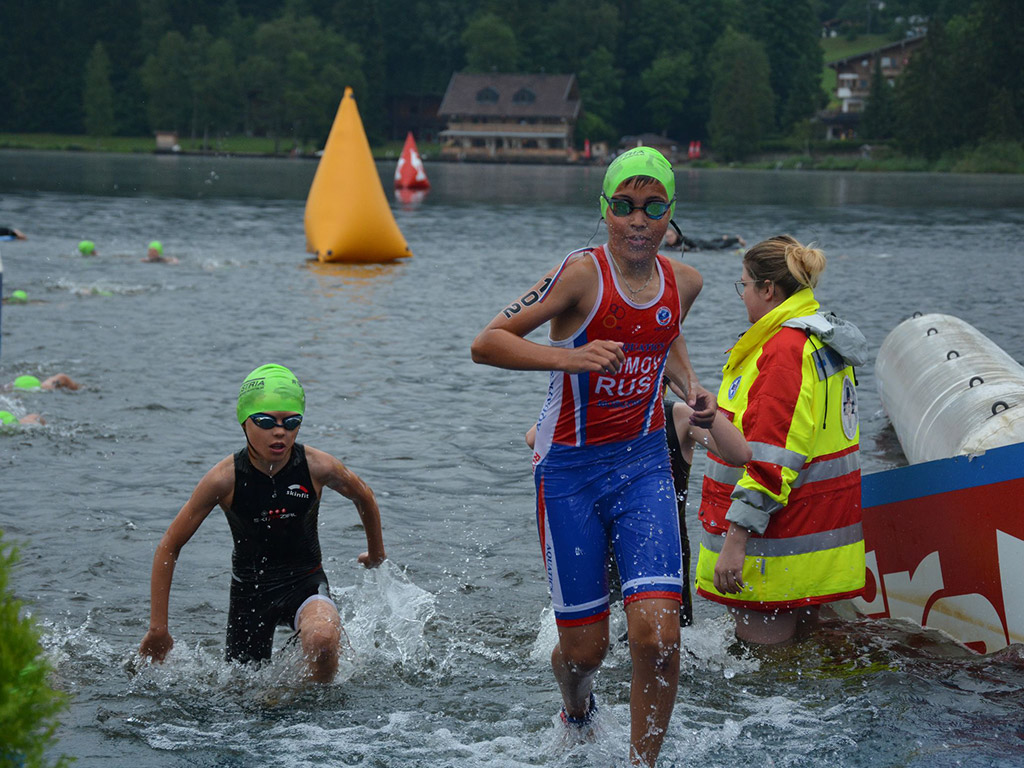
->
xmin=0 ymin=0 xmax=1018 ymax=161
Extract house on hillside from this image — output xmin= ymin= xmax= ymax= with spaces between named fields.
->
xmin=437 ymin=73 xmax=581 ymax=162
xmin=822 ymin=35 xmax=926 ymax=139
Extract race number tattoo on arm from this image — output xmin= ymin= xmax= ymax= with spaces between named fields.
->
xmin=502 ymin=277 xmax=553 ymax=319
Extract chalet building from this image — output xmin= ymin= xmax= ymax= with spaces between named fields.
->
xmin=437 ymin=73 xmax=581 ymax=162
xmin=823 ymin=35 xmax=925 ymax=139
xmin=618 ymin=133 xmax=686 ymax=163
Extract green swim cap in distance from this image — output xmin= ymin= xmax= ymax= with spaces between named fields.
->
xmin=600 ymin=147 xmax=676 ymax=220
xmin=148 ymin=241 xmax=163 ymax=255
xmin=10 ymin=289 xmax=27 ymax=303
xmin=237 ymin=364 xmax=305 ymax=424
xmin=13 ymin=375 xmax=41 ymax=390
xmin=78 ymin=240 xmax=95 ymax=255
xmin=0 ymin=411 xmax=16 ymax=425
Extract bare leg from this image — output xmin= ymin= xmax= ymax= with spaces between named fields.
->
xmin=624 ymin=598 xmax=680 ymax=767
xmin=730 ymin=605 xmax=820 ymax=645
xmin=296 ymin=598 xmax=341 ymax=682
xmin=551 ymin=619 xmax=609 ymax=719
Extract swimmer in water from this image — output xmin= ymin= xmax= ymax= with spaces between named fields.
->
xmin=5 ymin=373 xmax=79 ymax=391
xmin=139 ymin=364 xmax=387 ymax=682
xmin=141 ymin=240 xmax=178 ymax=264
xmin=78 ymin=240 xmax=97 ymax=256
xmin=1 ymin=227 xmax=27 ymax=240
xmin=0 ymin=410 xmax=44 ymax=426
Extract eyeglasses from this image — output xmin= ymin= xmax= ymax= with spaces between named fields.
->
xmin=734 ymin=279 xmax=767 ymax=297
xmin=602 ymin=193 xmax=673 ymax=220
xmin=248 ymin=413 xmax=303 ymax=431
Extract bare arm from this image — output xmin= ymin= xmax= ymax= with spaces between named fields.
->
xmin=139 ymin=457 xmax=232 ymax=661
xmin=687 ymin=411 xmax=752 ymax=467
xmin=470 ymin=255 xmax=625 ymax=375
xmin=714 ymin=523 xmax=750 ymax=594
xmin=307 ymin=447 xmax=386 ymax=567
xmin=672 ymin=402 xmax=751 ymax=467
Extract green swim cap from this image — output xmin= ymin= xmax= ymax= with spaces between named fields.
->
xmin=10 ymin=289 xmax=27 ymax=303
xmin=148 ymin=241 xmax=163 ymax=255
xmin=0 ymin=411 xmax=16 ymax=425
xmin=78 ymin=240 xmax=95 ymax=255
xmin=601 ymin=147 xmax=676 ymax=219
xmin=13 ymin=375 xmax=41 ymax=390
xmin=237 ymin=364 xmax=305 ymax=424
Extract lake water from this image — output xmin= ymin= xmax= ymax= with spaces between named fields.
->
xmin=2 ymin=150 xmax=1023 ymax=767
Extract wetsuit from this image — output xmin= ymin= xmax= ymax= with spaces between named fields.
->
xmin=533 ymin=245 xmax=684 ymax=627
xmin=663 ymin=235 xmax=742 ymax=252
xmin=682 ymin=235 xmax=742 ymax=251
xmin=664 ymin=401 xmax=693 ymax=626
xmin=224 ymin=443 xmax=332 ymax=662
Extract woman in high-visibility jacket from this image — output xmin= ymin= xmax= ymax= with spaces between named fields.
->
xmin=696 ymin=234 xmax=868 ymax=644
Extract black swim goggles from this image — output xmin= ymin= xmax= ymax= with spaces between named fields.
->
xmin=602 ymin=193 xmax=674 ymax=220
xmin=248 ymin=413 xmax=303 ymax=431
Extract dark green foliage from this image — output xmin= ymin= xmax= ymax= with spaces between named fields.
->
xmin=462 ymin=12 xmax=518 ymax=73
xmin=747 ymin=0 xmax=825 ymax=133
xmin=708 ymin=29 xmax=774 ymax=160
xmin=641 ymin=50 xmax=696 ymax=136
xmin=578 ymin=46 xmax=624 ymax=135
xmin=860 ymin=59 xmax=896 ymax=140
xmin=0 ymin=534 xmax=71 ymax=768
xmin=84 ymin=43 xmax=116 ymax=137
xmin=894 ymin=0 xmax=1023 ymax=159
xmin=0 ymin=0 xmax=1017 ymax=159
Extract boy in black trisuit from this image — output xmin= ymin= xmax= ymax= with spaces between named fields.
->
xmin=139 ymin=364 xmax=386 ymax=682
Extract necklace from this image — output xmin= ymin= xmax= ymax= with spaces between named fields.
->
xmin=607 ymin=249 xmax=656 ymax=297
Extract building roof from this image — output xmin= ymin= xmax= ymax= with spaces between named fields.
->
xmin=438 ymin=73 xmax=581 ymax=120
xmin=827 ymin=34 xmax=926 ymax=69
xmin=619 ymin=133 xmax=683 ymax=149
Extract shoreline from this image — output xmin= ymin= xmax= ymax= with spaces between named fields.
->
xmin=1 ymin=138 xmax=1021 ymax=175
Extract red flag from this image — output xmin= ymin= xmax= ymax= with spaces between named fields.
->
xmin=394 ymin=132 xmax=431 ymax=190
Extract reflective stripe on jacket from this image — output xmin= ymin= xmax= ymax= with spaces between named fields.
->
xmin=696 ymin=290 xmax=865 ymax=610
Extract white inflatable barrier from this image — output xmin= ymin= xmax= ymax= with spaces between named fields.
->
xmin=876 ymin=313 xmax=1024 ymax=464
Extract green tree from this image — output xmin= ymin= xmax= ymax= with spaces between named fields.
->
xmin=708 ymin=29 xmax=773 ymax=161
xmin=860 ymin=58 xmax=896 ymax=139
xmin=893 ymin=21 xmax=955 ymax=159
xmin=616 ymin=0 xmax=688 ymax=135
xmin=675 ymin=0 xmax=746 ymax=142
xmin=83 ymin=42 xmax=116 ymax=137
xmin=0 ymin=534 xmax=70 ymax=768
xmin=191 ymin=32 xmax=242 ymax=147
xmin=984 ymin=88 xmax=1022 ymax=141
xmin=748 ymin=0 xmax=824 ymax=133
xmin=141 ymin=30 xmax=193 ymax=133
xmin=462 ymin=12 xmax=518 ymax=72
xmin=641 ymin=50 xmax=696 ymax=136
xmin=578 ymin=46 xmax=624 ymax=138
xmin=329 ymin=0 xmax=388 ymax=141
xmin=243 ymin=14 xmax=365 ymax=152
xmin=532 ymin=0 xmax=619 ymax=74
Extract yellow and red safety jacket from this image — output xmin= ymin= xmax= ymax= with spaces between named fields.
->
xmin=696 ymin=290 xmax=866 ymax=610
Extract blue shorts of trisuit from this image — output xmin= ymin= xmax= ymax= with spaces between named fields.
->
xmin=534 ymin=429 xmax=683 ymax=626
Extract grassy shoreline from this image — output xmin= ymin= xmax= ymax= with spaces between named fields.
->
xmin=1 ymin=133 xmax=1021 ymax=174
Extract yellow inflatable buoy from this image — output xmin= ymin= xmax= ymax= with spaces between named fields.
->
xmin=304 ymin=87 xmax=413 ymax=263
